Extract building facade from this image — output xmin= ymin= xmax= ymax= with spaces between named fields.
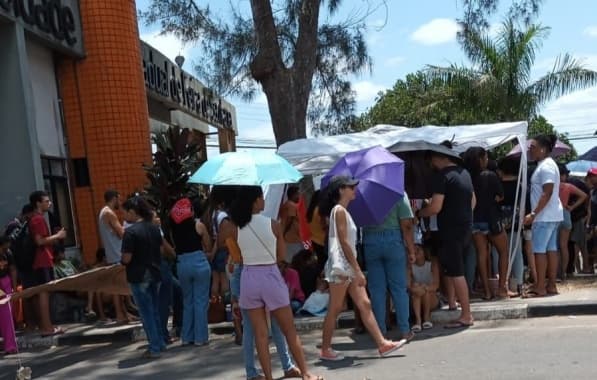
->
xmin=0 ymin=0 xmax=236 ymax=263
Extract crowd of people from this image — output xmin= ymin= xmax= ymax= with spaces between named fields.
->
xmin=1 ymin=133 xmax=597 ymax=380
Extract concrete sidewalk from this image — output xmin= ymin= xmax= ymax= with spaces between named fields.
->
xmin=12 ymin=278 xmax=597 ymax=350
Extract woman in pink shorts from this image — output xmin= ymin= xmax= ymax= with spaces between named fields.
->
xmin=229 ymin=186 xmax=323 ymax=380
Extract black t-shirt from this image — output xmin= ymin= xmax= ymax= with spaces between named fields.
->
xmin=568 ymin=178 xmax=590 ymax=222
xmin=501 ymin=179 xmax=518 ymax=208
xmin=0 ymin=250 xmax=15 ymax=278
xmin=431 ymin=165 xmax=474 ymax=237
xmin=121 ymin=221 xmax=162 ymax=283
xmin=170 ymin=218 xmax=203 ymax=255
xmin=472 ymin=170 xmax=504 ymax=223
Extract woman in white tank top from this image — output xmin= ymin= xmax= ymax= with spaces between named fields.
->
xmin=319 ymin=175 xmax=406 ymax=361
xmin=229 ymin=186 xmax=322 ymax=380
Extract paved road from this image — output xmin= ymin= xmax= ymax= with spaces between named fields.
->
xmin=1 ymin=316 xmax=596 ymax=380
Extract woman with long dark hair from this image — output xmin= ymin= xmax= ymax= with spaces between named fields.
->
xmin=169 ymin=197 xmax=212 ymax=346
xmin=319 ymin=176 xmax=405 ymax=361
xmin=229 ymin=186 xmax=322 ymax=380
xmin=121 ymin=196 xmax=167 ymax=358
xmin=463 ymin=147 xmax=511 ymax=299
xmin=524 ymin=134 xmax=564 ymax=297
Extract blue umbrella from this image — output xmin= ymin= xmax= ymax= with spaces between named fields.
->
xmin=578 ymin=146 xmax=597 ymax=161
xmin=321 ymin=146 xmax=405 ymax=226
xmin=567 ymin=160 xmax=597 ymax=175
xmin=189 ymin=151 xmax=303 ymax=186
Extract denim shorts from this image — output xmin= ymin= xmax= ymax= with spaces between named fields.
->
xmin=229 ymin=263 xmax=242 ymax=301
xmin=211 ymin=249 xmax=229 ymax=273
xmin=472 ymin=222 xmax=490 ymax=234
xmin=560 ymin=210 xmax=572 ymax=230
xmin=532 ymin=221 xmax=560 ymax=254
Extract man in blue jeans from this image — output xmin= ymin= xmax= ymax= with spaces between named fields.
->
xmin=363 ymin=193 xmax=416 ymax=341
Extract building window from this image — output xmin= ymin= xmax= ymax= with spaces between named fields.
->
xmin=41 ymin=157 xmax=76 ymax=247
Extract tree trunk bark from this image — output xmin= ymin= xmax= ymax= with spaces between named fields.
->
xmin=249 ymin=0 xmax=321 ymax=147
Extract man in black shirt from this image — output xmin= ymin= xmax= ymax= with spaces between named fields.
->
xmin=418 ymin=143 xmax=475 ymax=328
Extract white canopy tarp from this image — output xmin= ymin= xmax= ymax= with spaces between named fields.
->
xmin=278 ymin=121 xmax=529 ymax=281
xmin=278 ymin=121 xmax=527 ymax=175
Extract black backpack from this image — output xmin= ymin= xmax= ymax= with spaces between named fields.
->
xmin=8 ymin=221 xmax=37 ymax=273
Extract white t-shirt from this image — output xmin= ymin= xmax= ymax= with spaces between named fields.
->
xmin=531 ymin=157 xmax=563 ymax=223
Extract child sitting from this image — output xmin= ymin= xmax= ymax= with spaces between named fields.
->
xmin=278 ymin=261 xmax=305 ymax=314
xmin=408 ymin=243 xmax=440 ymax=332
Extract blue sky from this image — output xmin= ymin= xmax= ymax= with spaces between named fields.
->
xmin=137 ymin=0 xmax=597 ymax=154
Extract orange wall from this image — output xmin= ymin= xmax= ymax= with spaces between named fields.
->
xmin=58 ymin=0 xmax=151 ymax=264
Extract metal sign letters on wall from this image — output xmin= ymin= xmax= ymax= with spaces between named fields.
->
xmin=0 ymin=0 xmax=84 ymax=57
xmin=141 ymin=41 xmax=237 ymax=132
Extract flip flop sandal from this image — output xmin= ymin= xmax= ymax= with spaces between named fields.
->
xmin=41 ymin=327 xmax=65 ymax=338
xmin=444 ymin=320 xmax=473 ymax=329
xmin=522 ymin=290 xmax=546 ymax=299
xmin=411 ymin=324 xmax=422 ymax=333
xmin=379 ymin=339 xmax=406 ymax=357
xmin=422 ymin=321 xmax=433 ymax=329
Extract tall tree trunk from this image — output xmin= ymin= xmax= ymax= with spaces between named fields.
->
xmin=249 ymin=0 xmax=321 ymax=147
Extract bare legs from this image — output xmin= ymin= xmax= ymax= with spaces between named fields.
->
xmin=489 ymin=232 xmax=510 ymax=298
xmin=247 ymin=306 xmax=320 ymax=380
xmin=534 ymin=251 xmax=558 ymax=296
xmin=559 ymin=227 xmax=571 ymax=279
xmin=321 ymin=281 xmax=398 ymax=353
xmin=211 ymin=272 xmax=230 ymax=298
xmin=472 ymin=233 xmax=492 ymax=300
xmin=37 ymin=292 xmax=55 ymax=334
xmin=524 ymin=239 xmax=537 ymax=284
xmin=411 ymin=286 xmax=436 ymax=327
xmin=447 ymin=276 xmax=473 ymax=324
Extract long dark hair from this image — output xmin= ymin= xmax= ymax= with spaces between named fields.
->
xmin=122 ymin=196 xmax=154 ymax=222
xmin=318 ymin=185 xmax=341 ymax=218
xmin=306 ymin=190 xmax=320 ymax=223
xmin=462 ymin=147 xmax=487 ymax=180
xmin=533 ymin=134 xmax=557 ymax=153
xmin=228 ymin=186 xmax=263 ymax=228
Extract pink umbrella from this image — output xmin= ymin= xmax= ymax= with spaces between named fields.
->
xmin=507 ymin=139 xmax=571 ymax=158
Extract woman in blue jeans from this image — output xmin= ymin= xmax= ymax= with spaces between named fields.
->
xmin=362 ymin=193 xmax=416 ymax=341
xmin=169 ymin=198 xmax=213 ymax=345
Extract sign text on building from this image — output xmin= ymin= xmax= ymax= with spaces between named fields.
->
xmin=0 ymin=0 xmax=84 ymax=57
xmin=141 ymin=41 xmax=237 ymax=132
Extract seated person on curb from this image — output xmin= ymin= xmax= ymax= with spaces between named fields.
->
xmin=408 ymin=243 xmax=440 ymax=332
xmin=279 ymin=261 xmax=306 ymax=314
xmin=51 ymin=249 xmax=89 ymax=323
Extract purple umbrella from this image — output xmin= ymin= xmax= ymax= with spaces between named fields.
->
xmin=321 ymin=146 xmax=405 ymax=226
xmin=507 ymin=139 xmax=571 ymax=158
xmin=578 ymin=146 xmax=597 ymax=161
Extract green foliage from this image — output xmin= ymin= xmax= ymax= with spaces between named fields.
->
xmin=352 ymin=71 xmax=488 ymax=131
xmin=490 ymin=116 xmax=577 ymax=161
xmin=357 ymin=13 xmax=597 ymax=159
xmin=143 ymin=127 xmax=203 ymax=225
xmin=425 ymin=20 xmax=597 ymax=123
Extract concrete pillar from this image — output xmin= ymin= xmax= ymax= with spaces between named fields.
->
xmin=0 ymin=23 xmax=44 ymax=223
xmin=57 ymin=0 xmax=151 ymax=263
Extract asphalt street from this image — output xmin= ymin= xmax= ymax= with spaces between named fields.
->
xmin=1 ymin=316 xmax=596 ymax=380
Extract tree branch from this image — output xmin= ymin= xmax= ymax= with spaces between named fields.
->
xmin=249 ymin=0 xmax=285 ymax=81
